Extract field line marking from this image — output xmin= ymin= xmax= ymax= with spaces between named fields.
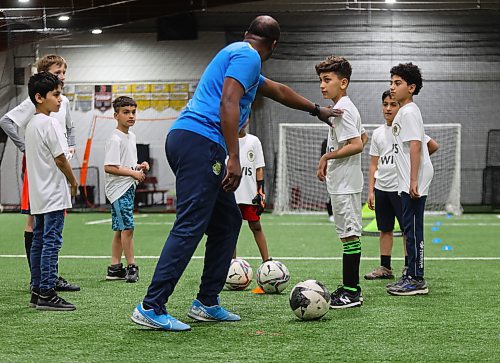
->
xmin=1 ymin=255 xmax=499 ymax=261
xmin=85 ymin=214 xmax=149 ymax=225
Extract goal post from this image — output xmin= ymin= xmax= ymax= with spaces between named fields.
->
xmin=274 ymin=123 xmax=462 ymax=215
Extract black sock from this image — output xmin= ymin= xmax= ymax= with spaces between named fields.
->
xmin=381 ymin=255 xmax=391 ymax=270
xmin=342 ymin=239 xmax=361 ymax=291
xmin=24 ymin=231 xmax=33 ymax=271
xmin=404 ymin=256 xmax=409 ymax=266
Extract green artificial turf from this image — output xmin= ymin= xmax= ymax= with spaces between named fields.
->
xmin=0 ymin=212 xmax=499 ymax=362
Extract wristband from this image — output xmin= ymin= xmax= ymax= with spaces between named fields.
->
xmin=309 ymin=103 xmax=320 ymax=117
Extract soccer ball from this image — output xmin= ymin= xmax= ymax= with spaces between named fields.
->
xmin=289 ymin=280 xmax=331 ymax=321
xmin=225 ymin=258 xmax=253 ymax=291
xmin=256 ymin=260 xmax=290 ymax=294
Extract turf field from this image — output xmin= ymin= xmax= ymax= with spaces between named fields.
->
xmin=0 ymin=212 xmax=499 ymax=362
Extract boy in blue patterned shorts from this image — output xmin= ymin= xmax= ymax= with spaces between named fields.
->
xmin=104 ymin=96 xmax=149 ymax=283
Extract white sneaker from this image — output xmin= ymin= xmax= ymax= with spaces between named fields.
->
xmin=328 ymin=215 xmax=335 ymax=223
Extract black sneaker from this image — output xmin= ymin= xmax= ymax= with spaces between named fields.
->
xmin=330 ymin=286 xmax=363 ymax=309
xmin=386 ymin=272 xmax=407 ymax=288
xmin=387 ymin=276 xmax=428 ymax=296
xmin=55 ymin=276 xmax=81 ymax=291
xmin=126 ymin=264 xmax=139 ymax=283
xmin=36 ymin=289 xmax=76 ymax=311
xmin=29 ymin=287 xmax=40 ymax=308
xmin=106 ymin=263 xmax=127 ymax=280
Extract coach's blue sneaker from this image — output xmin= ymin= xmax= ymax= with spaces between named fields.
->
xmin=187 ymin=299 xmax=241 ymax=322
xmin=387 ymin=276 xmax=429 ymax=296
xmin=131 ymin=303 xmax=191 ymax=331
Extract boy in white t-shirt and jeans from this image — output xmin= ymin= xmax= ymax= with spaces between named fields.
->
xmin=104 ymin=96 xmax=149 ymax=283
xmin=387 ymin=63 xmax=434 ymax=296
xmin=0 ymin=55 xmax=79 ymax=292
xmin=25 ymin=72 xmax=78 ymax=311
xmin=365 ymin=90 xmax=439 ymax=281
xmin=315 ymin=56 xmax=364 ymax=308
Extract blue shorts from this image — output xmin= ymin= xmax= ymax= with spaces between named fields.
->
xmin=374 ymin=188 xmax=402 ymax=232
xmin=111 ymin=185 xmax=135 ymax=231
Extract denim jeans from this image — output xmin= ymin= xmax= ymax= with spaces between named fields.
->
xmin=30 ymin=210 xmax=65 ymax=291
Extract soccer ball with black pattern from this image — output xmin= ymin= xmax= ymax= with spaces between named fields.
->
xmin=289 ymin=280 xmax=331 ymax=321
xmin=256 ymin=260 xmax=290 ymax=294
xmin=225 ymin=258 xmax=253 ymax=291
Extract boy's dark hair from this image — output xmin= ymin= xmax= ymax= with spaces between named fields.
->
xmin=390 ymin=62 xmax=423 ymax=95
xmin=382 ymin=90 xmax=392 ymax=102
xmin=28 ymin=72 xmax=61 ymax=106
xmin=247 ymin=15 xmax=280 ymax=42
xmin=315 ymin=56 xmax=352 ymax=82
xmin=113 ymin=96 xmax=137 ymax=112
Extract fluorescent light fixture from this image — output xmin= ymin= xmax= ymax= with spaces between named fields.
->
xmin=385 ymin=0 xmax=396 ymax=3
xmin=58 ymin=15 xmax=70 ymax=21
xmin=91 ymin=28 xmax=102 ymax=34
xmin=18 ymin=0 xmax=30 ymax=3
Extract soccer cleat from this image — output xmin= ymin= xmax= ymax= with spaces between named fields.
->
xmin=106 ymin=263 xmax=127 ymax=280
xmin=131 ymin=303 xmax=191 ymax=331
xmin=187 ymin=299 xmax=241 ymax=322
xmin=251 ymin=286 xmax=265 ymax=294
xmin=36 ymin=289 xmax=76 ymax=311
xmin=55 ymin=276 xmax=81 ymax=291
xmin=126 ymin=264 xmax=139 ymax=283
xmin=330 ymin=286 xmax=363 ymax=309
xmin=29 ymin=287 xmax=40 ymax=308
xmin=387 ymin=276 xmax=429 ymax=296
xmin=364 ymin=266 xmax=395 ymax=280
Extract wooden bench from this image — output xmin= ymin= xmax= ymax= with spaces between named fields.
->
xmin=135 ymin=176 xmax=168 ymax=206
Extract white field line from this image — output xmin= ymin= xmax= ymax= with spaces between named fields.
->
xmin=0 ymin=255 xmax=499 ymax=261
xmin=85 ymin=214 xmax=150 ymax=225
xmin=85 ymin=219 xmax=500 ymax=227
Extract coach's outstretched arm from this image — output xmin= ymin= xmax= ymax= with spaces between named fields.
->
xmin=220 ymin=77 xmax=245 ymax=193
xmin=258 ymin=78 xmax=342 ymax=125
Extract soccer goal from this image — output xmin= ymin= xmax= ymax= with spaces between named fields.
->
xmin=274 ymin=123 xmax=462 ymax=215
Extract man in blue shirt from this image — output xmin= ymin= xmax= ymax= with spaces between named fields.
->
xmin=131 ymin=15 xmax=340 ymax=332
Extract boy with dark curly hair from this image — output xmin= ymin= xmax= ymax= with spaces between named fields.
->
xmin=387 ymin=62 xmax=434 ymax=296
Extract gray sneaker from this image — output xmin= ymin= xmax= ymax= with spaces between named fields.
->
xmin=387 ymin=276 xmax=428 ymax=296
xmin=364 ymin=266 xmax=394 ymax=280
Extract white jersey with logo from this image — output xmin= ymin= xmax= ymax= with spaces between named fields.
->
xmin=234 ymin=134 xmax=265 ymax=205
xmin=104 ymin=129 xmax=138 ymax=203
xmin=391 ymin=102 xmax=434 ymax=196
xmin=25 ymin=113 xmax=71 ymax=214
xmin=326 ymin=96 xmax=363 ymax=194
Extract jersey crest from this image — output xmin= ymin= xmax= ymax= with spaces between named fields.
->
xmin=247 ymin=149 xmax=255 ymax=162
xmin=392 ymin=123 xmax=401 ymax=136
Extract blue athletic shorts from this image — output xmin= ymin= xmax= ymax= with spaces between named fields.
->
xmin=111 ymin=185 xmax=135 ymax=231
xmin=374 ymin=188 xmax=402 ymax=232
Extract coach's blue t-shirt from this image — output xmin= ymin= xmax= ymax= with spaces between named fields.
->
xmin=170 ymin=41 xmax=265 ymax=151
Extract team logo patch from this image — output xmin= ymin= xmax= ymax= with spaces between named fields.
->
xmin=212 ymin=161 xmax=222 ymax=175
xmin=392 ymin=123 xmax=401 ymax=136
xmin=247 ymin=150 xmax=255 ymax=162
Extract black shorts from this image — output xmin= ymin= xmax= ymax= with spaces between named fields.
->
xmin=374 ymin=188 xmax=402 ymax=232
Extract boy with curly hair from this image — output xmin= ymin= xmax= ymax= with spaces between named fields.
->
xmin=387 ymin=63 xmax=434 ymax=296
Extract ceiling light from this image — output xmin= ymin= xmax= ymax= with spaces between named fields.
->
xmin=58 ymin=15 xmax=70 ymax=21
xmin=18 ymin=0 xmax=30 ymax=3
xmin=91 ymin=28 xmax=102 ymax=35
xmin=385 ymin=0 xmax=396 ymax=3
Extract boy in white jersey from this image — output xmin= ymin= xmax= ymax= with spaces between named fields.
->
xmin=104 ymin=96 xmax=149 ymax=283
xmin=25 ymin=72 xmax=78 ymax=310
xmin=387 ymin=63 xmax=434 ymax=296
xmin=315 ymin=56 xmax=364 ymax=308
xmin=233 ymin=119 xmax=270 ymax=294
xmin=0 ymin=55 xmax=79 ymax=292
xmin=365 ymin=90 xmax=438 ymax=281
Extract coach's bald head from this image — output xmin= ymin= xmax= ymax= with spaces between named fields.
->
xmin=245 ymin=15 xmax=280 ymax=61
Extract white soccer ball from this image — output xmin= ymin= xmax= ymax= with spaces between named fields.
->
xmin=256 ymin=260 xmax=290 ymax=294
xmin=289 ymin=280 xmax=331 ymax=321
xmin=225 ymin=258 xmax=253 ymax=291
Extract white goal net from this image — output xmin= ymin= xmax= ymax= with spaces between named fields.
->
xmin=274 ymin=123 xmax=462 ymax=215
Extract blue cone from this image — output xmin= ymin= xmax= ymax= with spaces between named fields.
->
xmin=435 ymin=221 xmax=442 ymax=226
xmin=441 ymin=245 xmax=453 ymax=251
xmin=432 ymin=227 xmax=439 ymax=232
xmin=432 ymin=238 xmax=442 ymax=244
